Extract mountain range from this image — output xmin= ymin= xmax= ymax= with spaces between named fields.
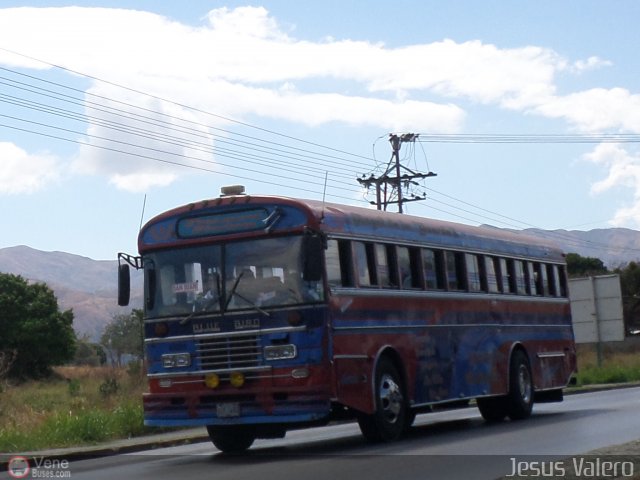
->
xmin=0 ymin=245 xmax=142 ymax=341
xmin=511 ymin=227 xmax=640 ymax=267
xmin=2 ymin=227 xmax=640 ymax=341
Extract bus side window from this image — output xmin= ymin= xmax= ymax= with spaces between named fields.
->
xmin=375 ymin=244 xmax=391 ymax=287
xmin=445 ymin=251 xmax=466 ymax=291
xmin=513 ymin=260 xmax=527 ymax=295
xmin=547 ymin=264 xmax=560 ymax=296
xmin=408 ymin=247 xmax=422 ymax=289
xmin=325 ymin=240 xmax=341 ymax=287
xmin=366 ymin=243 xmax=378 ymax=286
xmin=484 ymin=256 xmax=501 ymax=293
xmin=386 ymin=245 xmax=399 ymax=287
xmin=539 ymin=263 xmax=550 ymax=295
xmin=500 ymin=258 xmax=515 ymax=293
xmin=465 ymin=254 xmax=482 ymax=292
xmin=557 ymin=265 xmax=568 ymax=297
xmin=422 ymin=249 xmax=438 ymax=289
xmin=326 ymin=239 xmax=354 ymax=287
xmin=526 ymin=262 xmax=538 ymax=295
xmin=352 ymin=242 xmax=374 ymax=287
xmin=534 ymin=263 xmax=545 ymax=296
xmin=509 ymin=260 xmax=524 ymax=294
xmin=398 ymin=246 xmax=419 ymax=289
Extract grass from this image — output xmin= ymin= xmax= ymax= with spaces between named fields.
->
xmin=2 ymin=345 xmax=640 ymax=453
xmin=0 ymin=365 xmax=149 ymax=452
xmin=574 ymin=345 xmax=640 ymax=386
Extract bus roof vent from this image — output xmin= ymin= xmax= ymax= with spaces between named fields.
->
xmin=220 ymin=185 xmax=246 ymax=197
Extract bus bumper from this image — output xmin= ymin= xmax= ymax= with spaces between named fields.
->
xmin=142 ymin=367 xmax=332 ymax=428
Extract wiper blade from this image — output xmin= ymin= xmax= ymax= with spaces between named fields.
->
xmin=230 ymin=291 xmax=271 ymax=317
xmin=224 ymin=271 xmax=244 ymax=312
xmin=263 ymin=207 xmax=282 ymax=234
xmin=223 ymin=271 xmax=270 ymax=317
xmin=181 ymin=273 xmax=222 ymax=325
xmin=179 ymin=309 xmax=215 ymax=325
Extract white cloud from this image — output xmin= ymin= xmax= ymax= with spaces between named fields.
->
xmin=0 ymin=6 xmax=566 ymax=112
xmin=364 ymin=41 xmax=561 ymax=108
xmin=534 ymin=88 xmax=640 ymax=132
xmin=0 ymin=5 xmax=633 ymax=195
xmin=202 ymin=80 xmax=466 ymax=131
xmin=69 ymin=84 xmax=217 ymax=192
xmin=571 ymin=56 xmax=612 ymax=73
xmin=584 ymin=144 xmax=640 ymax=227
xmin=0 ymin=141 xmax=60 ymax=194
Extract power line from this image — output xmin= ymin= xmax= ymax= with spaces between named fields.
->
xmin=0 ymin=48 xmax=377 ymax=164
xmin=417 ymin=133 xmax=640 ymax=144
xmin=3 ymin=47 xmax=640 ymax=257
xmin=0 ymin=68 xmax=374 ymax=173
xmin=0 ymin=112 xmax=363 ymax=192
xmin=0 ymin=121 xmax=367 ymax=203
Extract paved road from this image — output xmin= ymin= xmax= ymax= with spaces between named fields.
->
xmin=7 ymin=387 xmax=640 ymax=480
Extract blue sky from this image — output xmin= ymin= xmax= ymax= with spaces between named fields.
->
xmin=1 ymin=1 xmax=640 ymax=260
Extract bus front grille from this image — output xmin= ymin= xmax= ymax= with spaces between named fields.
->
xmin=196 ymin=335 xmax=261 ymax=371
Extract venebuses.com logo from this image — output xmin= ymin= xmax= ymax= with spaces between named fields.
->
xmin=7 ymin=456 xmax=71 ymax=478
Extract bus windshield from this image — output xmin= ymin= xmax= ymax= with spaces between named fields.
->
xmin=145 ymin=235 xmax=325 ymax=318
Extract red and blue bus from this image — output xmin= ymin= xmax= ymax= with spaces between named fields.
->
xmin=118 ymin=186 xmax=576 ymax=453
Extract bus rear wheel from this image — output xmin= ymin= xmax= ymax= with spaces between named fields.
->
xmin=357 ymin=357 xmax=408 ymax=442
xmin=207 ymin=425 xmax=255 ymax=453
xmin=477 ymin=350 xmax=534 ymax=422
xmin=506 ymin=350 xmax=533 ymax=420
xmin=476 ymin=396 xmax=507 ymax=422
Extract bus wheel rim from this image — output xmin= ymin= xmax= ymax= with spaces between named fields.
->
xmin=379 ymin=373 xmax=403 ymax=424
xmin=518 ymin=364 xmax=532 ymax=404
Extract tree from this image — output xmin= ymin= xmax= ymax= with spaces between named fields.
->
xmin=565 ymin=253 xmax=608 ymax=278
xmin=100 ymin=309 xmax=144 ymax=366
xmin=0 ymin=273 xmax=76 ymax=379
xmin=614 ymin=261 xmax=640 ymax=332
xmin=73 ymin=335 xmax=107 ymax=366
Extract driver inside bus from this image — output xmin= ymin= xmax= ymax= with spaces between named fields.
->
xmin=195 ymin=273 xmax=219 ymax=311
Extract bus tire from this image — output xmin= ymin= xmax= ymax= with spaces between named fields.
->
xmin=207 ymin=425 xmax=255 ymax=453
xmin=506 ymin=349 xmax=534 ymax=420
xmin=357 ymin=357 xmax=407 ymax=442
xmin=476 ymin=396 xmax=507 ymax=422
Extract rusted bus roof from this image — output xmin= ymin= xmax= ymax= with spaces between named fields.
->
xmin=139 ymin=194 xmax=565 ymax=262
xmin=298 ymin=198 xmax=565 ymax=263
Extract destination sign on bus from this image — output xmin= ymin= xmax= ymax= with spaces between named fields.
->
xmin=177 ymin=208 xmax=271 ymax=238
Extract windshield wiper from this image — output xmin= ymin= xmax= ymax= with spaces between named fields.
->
xmin=263 ymin=207 xmax=282 ymax=234
xmin=180 ymin=308 xmax=214 ymax=325
xmin=224 ymin=271 xmax=270 ymax=317
xmin=180 ymin=273 xmax=222 ymax=325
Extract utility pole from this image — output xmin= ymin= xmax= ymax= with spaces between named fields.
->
xmin=358 ymin=133 xmax=437 ymax=213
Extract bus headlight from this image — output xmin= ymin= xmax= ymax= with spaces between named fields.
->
xmin=264 ymin=344 xmax=297 ymax=361
xmin=162 ymin=353 xmax=191 ymax=368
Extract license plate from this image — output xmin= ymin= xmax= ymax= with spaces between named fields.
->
xmin=216 ymin=402 xmax=240 ymax=418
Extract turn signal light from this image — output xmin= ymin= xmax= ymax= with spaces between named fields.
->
xmin=154 ymin=322 xmax=169 ymax=337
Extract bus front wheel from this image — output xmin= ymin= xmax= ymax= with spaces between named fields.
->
xmin=207 ymin=425 xmax=255 ymax=453
xmin=357 ymin=357 xmax=408 ymax=442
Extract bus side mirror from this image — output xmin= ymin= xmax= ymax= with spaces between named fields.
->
xmin=303 ymin=234 xmax=323 ymax=282
xmin=118 ymin=264 xmax=131 ymax=306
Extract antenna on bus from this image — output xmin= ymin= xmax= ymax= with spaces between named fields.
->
xmin=139 ymin=194 xmax=147 ymax=231
xmin=321 ymin=171 xmax=328 ymax=222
